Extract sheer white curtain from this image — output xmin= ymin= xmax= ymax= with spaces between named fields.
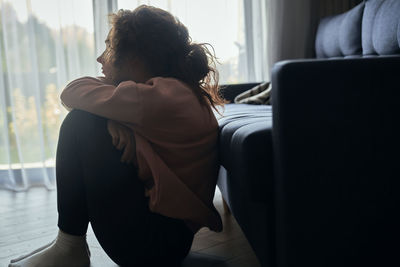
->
xmin=243 ymin=0 xmax=268 ymax=82
xmin=0 ymin=0 xmax=100 ymax=191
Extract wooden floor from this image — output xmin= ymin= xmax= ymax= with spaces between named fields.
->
xmin=0 ymin=187 xmax=260 ymax=267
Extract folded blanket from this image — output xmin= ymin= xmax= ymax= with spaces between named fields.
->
xmin=234 ymin=82 xmax=271 ymax=105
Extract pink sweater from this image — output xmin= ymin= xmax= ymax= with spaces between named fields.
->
xmin=61 ymin=77 xmax=223 ymax=233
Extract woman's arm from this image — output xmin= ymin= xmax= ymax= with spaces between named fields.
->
xmin=61 ymin=77 xmax=139 ymax=164
xmin=60 ymin=77 xmax=141 ymax=124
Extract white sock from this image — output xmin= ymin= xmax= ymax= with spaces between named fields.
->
xmin=9 ymin=230 xmax=90 ymax=267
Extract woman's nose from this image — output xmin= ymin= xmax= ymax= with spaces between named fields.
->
xmin=97 ymin=53 xmax=104 ymax=64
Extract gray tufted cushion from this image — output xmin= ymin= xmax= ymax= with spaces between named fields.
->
xmin=316 ymin=15 xmax=344 ymax=58
xmin=362 ymin=0 xmax=385 ymax=55
xmin=372 ymin=0 xmax=400 ymax=55
xmin=315 ymin=2 xmax=364 ymax=58
xmin=398 ymin=19 xmax=400 ymax=48
xmin=339 ymin=2 xmax=365 ymax=55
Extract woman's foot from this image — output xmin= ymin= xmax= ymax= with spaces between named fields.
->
xmin=9 ymin=230 xmax=90 ymax=267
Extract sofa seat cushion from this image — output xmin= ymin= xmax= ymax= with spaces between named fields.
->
xmin=217 ymin=104 xmax=272 ymax=201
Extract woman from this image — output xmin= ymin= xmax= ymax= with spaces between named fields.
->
xmin=9 ymin=5 xmax=224 ymax=267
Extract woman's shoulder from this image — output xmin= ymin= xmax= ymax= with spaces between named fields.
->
xmin=118 ymin=77 xmax=207 ymax=117
xmin=145 ymin=77 xmax=191 ymax=91
xmin=118 ymin=77 xmax=191 ymax=94
xmin=136 ymin=77 xmax=196 ymax=102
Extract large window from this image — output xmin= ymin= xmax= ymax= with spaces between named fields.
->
xmin=0 ymin=0 xmax=256 ymax=190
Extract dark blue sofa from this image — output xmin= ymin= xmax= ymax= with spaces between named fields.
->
xmin=217 ymin=1 xmax=400 ymax=266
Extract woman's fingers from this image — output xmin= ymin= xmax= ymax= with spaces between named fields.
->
xmin=121 ymin=144 xmax=129 ymax=163
xmin=121 ymin=140 xmax=131 ymax=163
xmin=107 ymin=119 xmax=136 ymax=164
xmin=111 ymin=132 xmax=118 ymax=147
xmin=116 ymin=128 xmax=127 ymax=150
xmin=107 ymin=120 xmax=119 ymax=147
xmin=121 ymin=135 xmax=136 ymax=164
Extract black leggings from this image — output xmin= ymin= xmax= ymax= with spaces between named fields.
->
xmin=55 ymin=110 xmax=194 ymax=266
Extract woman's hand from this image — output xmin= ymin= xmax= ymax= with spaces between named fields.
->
xmin=107 ymin=120 xmax=136 ymax=164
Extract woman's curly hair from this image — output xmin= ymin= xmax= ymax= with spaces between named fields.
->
xmin=107 ymin=5 xmax=225 ymax=111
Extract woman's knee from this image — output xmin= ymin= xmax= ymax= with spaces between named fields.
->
xmin=61 ymin=110 xmax=106 ymax=135
xmin=63 ymin=109 xmax=104 ymax=125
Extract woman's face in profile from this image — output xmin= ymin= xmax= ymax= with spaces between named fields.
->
xmin=97 ymin=36 xmax=115 ymax=83
xmin=96 ymin=29 xmax=152 ymax=84
xmin=96 ymin=34 xmax=145 ymax=84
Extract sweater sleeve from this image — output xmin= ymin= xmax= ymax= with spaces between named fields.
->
xmin=60 ymin=77 xmax=141 ymax=125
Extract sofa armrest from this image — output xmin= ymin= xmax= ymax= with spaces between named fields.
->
xmin=219 ymin=82 xmax=261 ymax=102
xmin=271 ymin=56 xmax=400 ymax=267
